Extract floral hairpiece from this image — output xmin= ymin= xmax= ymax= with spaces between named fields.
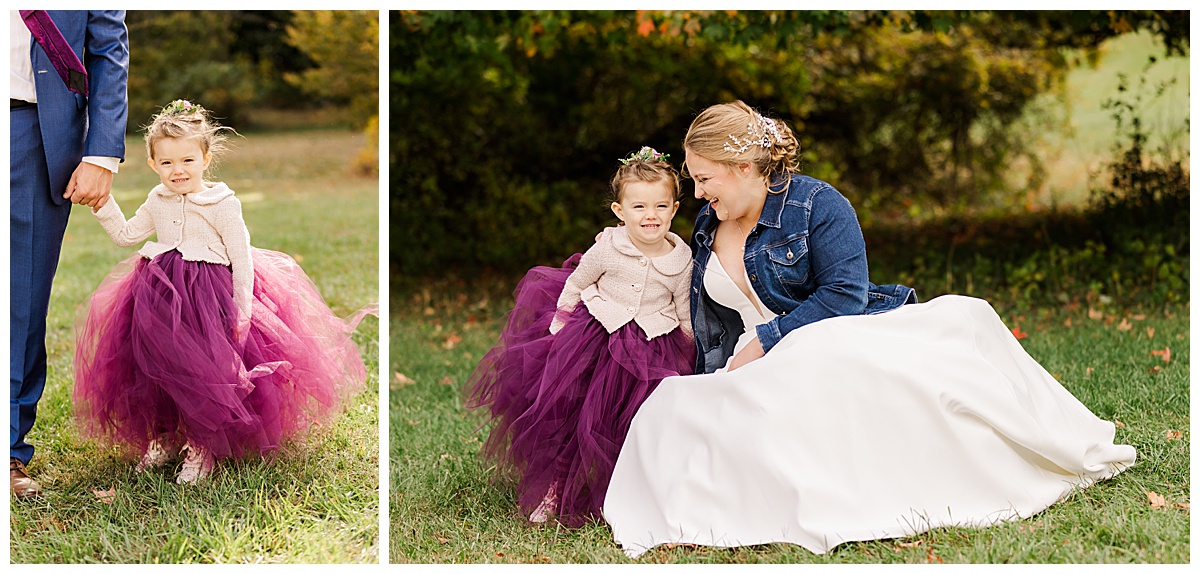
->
xmin=619 ymin=146 xmax=669 ymax=165
xmin=723 ymin=111 xmax=785 ymax=154
xmin=160 ymin=99 xmax=200 ymax=116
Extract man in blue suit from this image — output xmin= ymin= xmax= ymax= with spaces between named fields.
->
xmin=10 ymin=10 xmax=129 ymax=498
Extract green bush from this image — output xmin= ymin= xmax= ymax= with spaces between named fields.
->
xmin=391 ymin=11 xmax=1189 ymax=275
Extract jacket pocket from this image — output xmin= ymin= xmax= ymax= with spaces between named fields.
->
xmin=765 ymin=234 xmax=809 ymax=286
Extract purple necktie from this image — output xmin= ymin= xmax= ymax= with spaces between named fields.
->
xmin=20 ymin=10 xmax=88 ymax=97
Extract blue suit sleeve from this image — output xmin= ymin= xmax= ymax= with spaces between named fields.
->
xmin=755 ymin=187 xmax=869 ymax=352
xmin=82 ymin=10 xmax=128 ymax=161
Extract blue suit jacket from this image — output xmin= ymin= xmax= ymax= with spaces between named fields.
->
xmin=29 ymin=10 xmax=128 ymax=206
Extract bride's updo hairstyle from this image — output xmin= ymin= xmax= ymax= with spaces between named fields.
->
xmin=610 ymin=146 xmax=683 ymax=203
xmin=683 ymin=100 xmax=800 ymax=190
xmin=144 ymin=99 xmax=232 ymax=165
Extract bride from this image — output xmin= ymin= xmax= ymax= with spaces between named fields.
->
xmin=602 ymin=101 xmax=1136 ymax=558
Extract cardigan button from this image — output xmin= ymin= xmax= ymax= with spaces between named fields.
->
xmin=632 ymin=284 xmax=642 ymax=292
xmin=639 ymin=258 xmax=647 ymax=266
xmin=627 ymin=307 xmax=635 ymax=314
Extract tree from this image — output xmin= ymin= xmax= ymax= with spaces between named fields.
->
xmin=390 ymin=10 xmax=1188 ymax=274
xmin=286 ymin=10 xmax=379 ymax=174
xmin=125 ymin=11 xmax=258 ymax=129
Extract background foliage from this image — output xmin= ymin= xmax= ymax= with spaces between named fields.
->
xmin=124 ymin=10 xmax=378 ymax=171
xmin=389 ymin=9 xmax=1188 ymax=304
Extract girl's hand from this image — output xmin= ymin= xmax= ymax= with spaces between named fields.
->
xmin=727 ymin=337 xmax=766 ymax=372
xmin=234 ymin=315 xmax=251 ymax=345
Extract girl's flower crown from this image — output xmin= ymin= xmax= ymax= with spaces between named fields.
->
xmin=724 ymin=111 xmax=785 ymax=154
xmin=158 ymin=99 xmax=200 ymax=118
xmin=620 ymin=146 xmax=669 ymax=165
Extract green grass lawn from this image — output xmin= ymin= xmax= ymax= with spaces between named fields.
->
xmin=389 ymin=274 xmax=1188 ymax=564
xmin=10 ymin=128 xmax=380 ymax=563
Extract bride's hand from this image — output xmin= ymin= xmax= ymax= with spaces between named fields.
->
xmin=728 ymin=338 xmax=765 ymax=371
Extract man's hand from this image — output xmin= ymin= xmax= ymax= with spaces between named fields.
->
xmin=63 ymin=162 xmax=114 ymax=209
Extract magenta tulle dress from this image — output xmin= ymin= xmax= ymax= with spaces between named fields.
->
xmin=73 ymin=248 xmax=373 ymax=461
xmin=466 ymin=254 xmax=695 ymax=527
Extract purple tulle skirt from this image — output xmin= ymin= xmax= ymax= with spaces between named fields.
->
xmin=73 ymin=248 xmax=373 ymax=461
xmin=466 ymin=254 xmax=695 ymax=527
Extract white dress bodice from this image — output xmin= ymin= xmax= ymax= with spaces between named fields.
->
xmin=703 ymin=255 xmax=777 ymax=365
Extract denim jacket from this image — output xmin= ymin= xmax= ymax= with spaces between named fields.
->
xmin=689 ymin=175 xmax=917 ymax=374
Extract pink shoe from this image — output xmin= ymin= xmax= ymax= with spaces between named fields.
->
xmin=176 ymin=442 xmax=215 ymax=484
xmin=135 ymin=438 xmax=172 ymax=473
xmin=529 ymin=483 xmax=558 ymax=523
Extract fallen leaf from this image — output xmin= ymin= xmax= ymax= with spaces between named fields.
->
xmin=1011 ymin=326 xmax=1029 ymax=340
xmin=1165 ymin=430 xmax=1182 ymax=441
xmin=926 ymin=548 xmax=944 ymax=564
xmin=1088 ymin=307 xmax=1104 ymax=320
xmin=495 ymin=552 xmax=505 ymax=557
xmin=440 ymin=453 xmax=456 ymax=461
xmin=1146 ymin=327 xmax=1156 ymax=339
xmin=1149 ymin=366 xmax=1163 ymax=374
xmin=443 ymin=334 xmax=463 ymax=350
xmin=92 ymin=487 xmax=116 ymax=504
xmin=1063 ymin=317 xmax=1072 ymax=328
xmin=393 ymin=372 xmax=415 ymax=389
xmin=1146 ymin=491 xmax=1167 ymax=509
xmin=1113 ymin=417 xmax=1125 ymax=428
xmin=1150 ymin=346 xmax=1171 ymax=364
xmin=424 ymin=307 xmax=436 ymax=316
xmin=1177 ymin=502 xmax=1190 ymax=510
xmin=439 ymin=376 xmax=454 ymax=386
xmin=408 ymin=419 xmax=421 ymax=425
xmin=897 ymin=540 xmax=922 ymax=548
xmin=438 ymin=537 xmax=450 ymax=544
xmin=1132 ymin=314 xmax=1146 ymax=321
xmin=1086 ymin=367 xmax=1094 ymax=377
xmin=1116 ymin=318 xmax=1132 ymax=331
xmin=662 ymin=543 xmax=701 ymax=549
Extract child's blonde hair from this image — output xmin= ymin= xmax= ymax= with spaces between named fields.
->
xmin=144 ymin=100 xmax=232 ymax=165
xmin=683 ymin=100 xmax=800 ymax=188
xmin=610 ymin=147 xmax=682 ymax=203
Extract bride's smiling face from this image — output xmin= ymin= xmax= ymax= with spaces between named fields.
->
xmin=685 ymin=147 xmax=757 ymax=222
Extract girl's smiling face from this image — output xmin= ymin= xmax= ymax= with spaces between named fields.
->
xmin=611 ymin=180 xmax=679 ymax=253
xmin=147 ymin=137 xmax=211 ymax=195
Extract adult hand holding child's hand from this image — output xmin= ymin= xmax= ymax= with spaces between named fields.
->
xmin=64 ymin=161 xmax=114 ymax=209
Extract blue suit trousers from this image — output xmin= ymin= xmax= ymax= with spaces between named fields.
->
xmin=10 ymin=105 xmax=73 ymax=465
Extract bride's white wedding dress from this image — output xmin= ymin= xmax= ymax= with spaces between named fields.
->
xmin=603 ymin=257 xmax=1136 ymax=558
